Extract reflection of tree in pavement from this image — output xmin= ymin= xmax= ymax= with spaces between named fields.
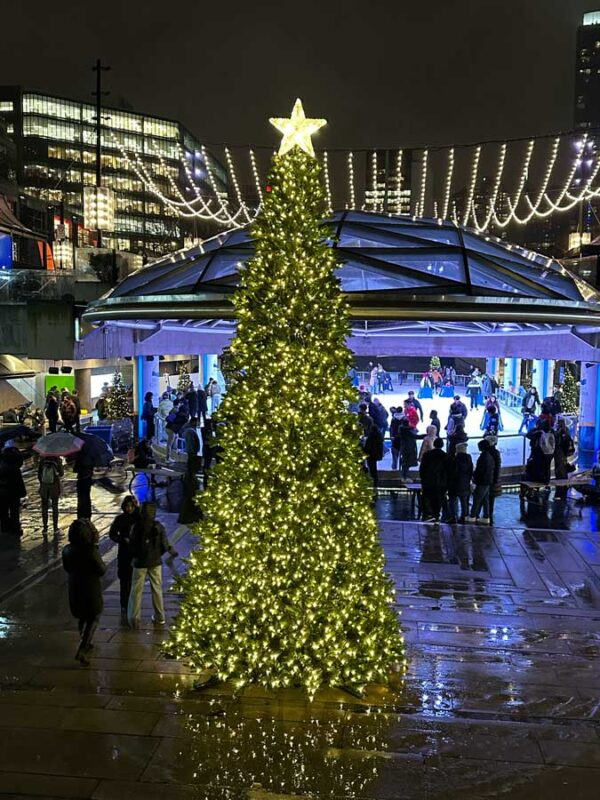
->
xmin=185 ymin=699 xmax=395 ymax=797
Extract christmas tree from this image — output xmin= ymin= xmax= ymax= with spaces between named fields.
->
xmin=560 ymin=364 xmax=579 ymax=413
xmin=177 ymin=362 xmax=191 ymax=394
xmin=169 ymin=100 xmax=405 ymax=696
xmin=429 ymin=356 xmax=441 ymax=371
xmin=104 ymin=370 xmax=130 ymax=421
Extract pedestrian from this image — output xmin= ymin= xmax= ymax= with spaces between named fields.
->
xmin=60 ymin=392 xmax=78 ymax=433
xmin=196 ymin=384 xmax=208 ymax=425
xmin=481 ymin=373 xmax=492 ymax=398
xmin=405 ymin=390 xmax=424 ymax=423
xmin=389 ymin=410 xmax=403 ymax=470
xmin=519 ymin=387 xmax=540 ymax=433
xmin=396 ymin=418 xmax=418 ymax=480
xmin=70 ymin=390 xmax=82 ymax=434
xmin=38 ymin=454 xmax=64 ymax=536
xmin=165 ymin=400 xmax=188 ymax=460
xmin=0 ymin=446 xmax=26 ymax=536
xmin=73 ymin=451 xmax=94 ymax=520
xmin=450 ymin=395 xmax=468 ymax=421
xmin=402 ymin=400 xmax=420 ymax=429
xmin=62 ymin=518 xmax=106 ymax=666
xmin=419 ymin=438 xmax=449 ymax=522
xmin=369 ymin=364 xmax=378 ymax=394
xmin=128 ymin=501 xmax=178 ymax=628
xmin=447 ymin=421 xmax=468 ymax=458
xmin=526 ymin=420 xmax=555 ymax=484
xmin=466 ymin=439 xmax=496 ymax=524
xmin=418 ymin=425 xmax=437 ymax=462
xmin=486 ymin=435 xmax=502 ymax=525
xmin=429 ymin=409 xmax=441 ymax=436
xmin=45 ymin=388 xmax=59 ymax=433
xmin=369 ymin=397 xmax=389 ymax=436
xmin=109 ymin=496 xmax=140 ymax=623
xmin=545 ymin=388 xmax=563 ymax=417
xmin=467 ymin=375 xmax=482 ymax=410
xmin=554 ymin=418 xmax=575 ymax=499
xmin=206 ymin=378 xmax=222 ymax=414
xmin=447 ymin=441 xmax=473 ymax=524
xmin=141 ymin=391 xmax=156 ymax=441
xmin=361 ymin=416 xmax=384 ymax=490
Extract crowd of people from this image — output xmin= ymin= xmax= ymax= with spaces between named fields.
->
xmin=44 ymin=385 xmax=82 ymax=434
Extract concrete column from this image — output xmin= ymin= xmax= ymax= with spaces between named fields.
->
xmin=202 ymin=354 xmax=219 ymax=386
xmin=487 ymin=357 xmax=497 ymax=381
xmin=504 ymin=357 xmax=521 ymax=390
xmin=532 ymin=359 xmax=554 ymax=400
xmin=134 ymin=356 xmax=160 ymax=438
xmin=75 ymin=368 xmax=92 ymax=413
xmin=579 ymin=363 xmax=600 ymax=466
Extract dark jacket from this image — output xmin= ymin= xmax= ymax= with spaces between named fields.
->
xmin=38 ymin=456 xmax=64 ymax=500
xmin=489 ymin=445 xmax=501 ymax=486
xmin=450 ymin=400 xmax=468 ymax=420
xmin=141 ymin=400 xmax=155 ymax=422
xmin=196 ymin=388 xmax=208 ymax=416
xmin=473 ymin=448 xmax=495 ymax=486
xmin=429 ymin=416 xmax=441 ymax=436
xmin=369 ymin=403 xmax=388 ymax=431
xmin=45 ymin=394 xmax=59 ymax=420
xmin=109 ymin=509 xmax=140 ymax=570
xmin=554 ymin=429 xmax=573 ymax=479
xmin=447 ymin=426 xmax=468 ymax=458
xmin=131 ymin=519 xmax=170 ymax=568
xmin=395 ymin=424 xmax=418 ymax=467
xmin=389 ymin=416 xmax=401 ymax=441
xmin=0 ymin=449 xmax=26 ymax=499
xmin=185 ymin=389 xmax=198 ymax=418
xmin=419 ymin=448 xmax=449 ymax=490
xmin=363 ymin=426 xmax=384 ymax=460
xmin=447 ymin=452 xmax=473 ymax=496
xmin=167 ymin=408 xmax=188 ymax=434
xmin=62 ymin=542 xmax=106 ymax=621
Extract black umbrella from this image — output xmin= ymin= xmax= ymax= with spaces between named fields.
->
xmin=0 ymin=425 xmax=34 ymax=445
xmin=76 ymin=431 xmax=114 ymax=468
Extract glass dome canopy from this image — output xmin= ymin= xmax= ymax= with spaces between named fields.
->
xmin=86 ymin=210 xmax=600 ymax=327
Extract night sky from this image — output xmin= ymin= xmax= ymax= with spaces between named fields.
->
xmin=0 ymin=0 xmax=594 ymax=150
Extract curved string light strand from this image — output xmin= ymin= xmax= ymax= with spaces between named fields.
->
xmin=462 ymin=145 xmax=481 ymax=226
xmin=224 ymin=147 xmax=256 ymax=224
xmin=322 ymin=151 xmax=333 ymax=214
xmin=347 ymin=151 xmax=356 ymax=209
xmin=473 ymin=142 xmax=507 ymax=232
xmin=417 ymin=149 xmax=428 ymax=217
xmin=441 ymin=147 xmax=454 ymax=221
xmin=395 ymin=149 xmax=403 ymax=215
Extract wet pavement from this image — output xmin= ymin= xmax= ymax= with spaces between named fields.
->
xmin=0 ymin=477 xmax=600 ymax=797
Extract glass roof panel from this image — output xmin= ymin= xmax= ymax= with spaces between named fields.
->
xmin=202 ymin=254 xmax=245 ymax=282
xmin=374 ymin=224 xmax=462 ymax=246
xmin=368 ymin=251 xmax=465 ymax=281
xmin=491 ymin=257 xmax=580 ymax=300
xmin=336 ymin=265 xmax=434 ymax=293
xmin=467 ymin=256 xmax=547 ymax=296
xmin=338 ymin=231 xmax=423 ymax=248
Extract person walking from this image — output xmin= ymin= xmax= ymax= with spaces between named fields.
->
xmin=60 ymin=392 xmax=78 ymax=434
xmin=389 ymin=410 xmax=403 ymax=470
xmin=71 ymin=390 xmax=82 ymax=434
xmin=447 ymin=441 xmax=473 ymax=524
xmin=128 ymin=502 xmax=178 ymax=627
xmin=554 ymin=419 xmax=574 ymax=499
xmin=109 ymin=496 xmax=140 ymax=623
xmin=362 ymin=417 xmax=384 ymax=490
xmin=419 ymin=438 xmax=449 ymax=522
xmin=45 ymin=388 xmax=59 ymax=433
xmin=396 ymin=418 xmax=419 ymax=480
xmin=73 ymin=451 xmax=94 ymax=521
xmin=141 ymin=392 xmax=156 ymax=442
xmin=196 ymin=384 xmax=208 ymax=426
xmin=486 ymin=435 xmax=502 ymax=525
xmin=402 ymin=400 xmax=420 ymax=430
xmin=450 ymin=395 xmax=468 ymax=421
xmin=38 ymin=455 xmax=63 ymax=535
xmin=467 ymin=375 xmax=482 ymax=410
xmin=466 ymin=439 xmax=495 ymax=524
xmin=519 ymin=387 xmax=540 ymax=433
xmin=185 ymin=384 xmax=199 ymax=422
xmin=0 ymin=446 xmax=26 ymax=537
xmin=526 ymin=420 xmax=555 ymax=484
xmin=165 ymin=400 xmax=189 ymax=460
xmin=62 ymin=518 xmax=106 ymax=666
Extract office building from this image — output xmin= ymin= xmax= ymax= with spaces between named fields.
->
xmin=364 ymin=149 xmax=412 ymax=214
xmin=575 ymin=11 xmax=600 ymax=128
xmin=0 ymin=87 xmax=227 ymax=257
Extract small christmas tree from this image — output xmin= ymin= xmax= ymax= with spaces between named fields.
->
xmin=177 ymin=362 xmax=191 ymax=394
xmin=560 ymin=364 xmax=579 ymax=413
xmin=429 ymin=356 xmax=441 ymax=371
xmin=104 ymin=371 xmax=130 ymax=421
xmin=169 ymin=100 xmax=405 ymax=696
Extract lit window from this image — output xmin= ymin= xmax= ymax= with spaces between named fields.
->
xmin=0 ymin=101 xmax=13 ymax=112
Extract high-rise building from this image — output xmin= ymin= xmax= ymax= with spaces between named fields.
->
xmin=575 ymin=11 xmax=600 ymax=128
xmin=0 ymin=86 xmax=227 ymax=256
xmin=364 ymin=149 xmax=412 ymax=214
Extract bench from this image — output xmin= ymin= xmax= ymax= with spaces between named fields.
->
xmin=519 ymin=474 xmax=591 ymax=506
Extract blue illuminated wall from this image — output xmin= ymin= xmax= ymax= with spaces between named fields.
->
xmin=0 ymin=233 xmax=12 ymax=270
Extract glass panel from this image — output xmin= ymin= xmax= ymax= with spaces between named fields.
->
xmin=492 ymin=257 xmax=581 ymax=300
xmin=132 ymin=262 xmax=202 ymax=294
xmin=467 ymin=256 xmax=546 ymax=295
xmin=338 ymin=224 xmax=422 ymax=248
xmin=375 ymin=224 xmax=461 ymax=245
xmin=202 ymin=254 xmax=244 ymax=282
xmin=337 ymin=265 xmax=433 ymax=292
xmin=366 ymin=251 xmax=465 ymax=281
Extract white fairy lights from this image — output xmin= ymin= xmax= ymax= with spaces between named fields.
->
xmin=416 ymin=149 xmax=428 ymax=217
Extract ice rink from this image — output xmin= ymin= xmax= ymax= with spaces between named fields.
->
xmin=372 ymin=384 xmax=528 ymax=469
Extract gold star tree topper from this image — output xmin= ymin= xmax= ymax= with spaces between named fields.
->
xmin=269 ymin=99 xmax=327 ymax=158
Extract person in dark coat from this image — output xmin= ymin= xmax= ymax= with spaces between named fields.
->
xmin=72 ymin=390 xmax=82 ymax=434
xmin=450 ymin=395 xmax=468 ymax=421
xmin=361 ymin=417 xmax=384 ymax=489
xmin=141 ymin=392 xmax=156 ymax=441
xmin=419 ymin=438 xmax=449 ymax=521
xmin=396 ymin=418 xmax=419 ymax=480
xmin=447 ymin=422 xmax=468 ymax=458
xmin=0 ymin=446 xmax=26 ymax=536
xmin=109 ymin=496 xmax=140 ymax=621
xmin=166 ymin=401 xmax=189 ymax=460
xmin=369 ymin=398 xmax=389 ymax=437
xmin=447 ymin=441 xmax=473 ymax=523
xmin=185 ymin=386 xmax=199 ymax=421
xmin=73 ymin=452 xmax=94 ymax=521
xmin=128 ymin=502 xmax=178 ymax=627
xmin=429 ymin=409 xmax=441 ymax=436
xmin=45 ymin=389 xmax=59 ymax=434
xmin=486 ymin=435 xmax=502 ymax=525
xmin=38 ymin=455 xmax=64 ymax=535
xmin=554 ymin=419 xmax=574 ymax=483
xmin=62 ymin=518 xmax=106 ymax=665
xmin=389 ymin=410 xmax=402 ymax=470
xmin=526 ymin=420 xmax=555 ymax=484
xmin=467 ymin=439 xmax=495 ymax=523
xmin=196 ymin=386 xmax=208 ymax=425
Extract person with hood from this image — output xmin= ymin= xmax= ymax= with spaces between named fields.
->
xmin=395 ymin=418 xmax=419 ymax=480
xmin=418 ymin=425 xmax=437 ymax=462
xmin=0 ymin=446 xmax=26 ymax=536
xmin=369 ymin=397 xmax=389 ymax=436
xmin=419 ymin=438 xmax=449 ymax=522
xmin=447 ymin=421 xmax=468 ymax=458
xmin=38 ymin=455 xmax=64 ymax=535
xmin=466 ymin=439 xmax=496 ymax=523
xmin=109 ymin=495 xmax=140 ymax=622
xmin=447 ymin=441 xmax=473 ymax=524
xmin=62 ymin=518 xmax=106 ymax=665
xmin=185 ymin=384 xmax=199 ymax=421
xmin=486 ymin=435 xmax=502 ymax=525
xmin=127 ymin=502 xmax=178 ymax=627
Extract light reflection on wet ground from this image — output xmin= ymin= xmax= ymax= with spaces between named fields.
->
xmin=0 ymin=485 xmax=600 ymax=796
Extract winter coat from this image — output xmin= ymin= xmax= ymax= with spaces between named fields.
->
xmin=38 ymin=457 xmax=64 ymax=500
xmin=369 ymin=402 xmax=388 ymax=431
xmin=407 ymin=398 xmax=423 ymax=420
xmin=473 ymin=449 xmax=495 ymax=486
xmin=449 ymin=400 xmax=468 ymax=420
xmin=185 ymin=390 xmax=198 ymax=418
xmin=131 ymin=519 xmax=171 ymax=569
xmin=419 ymin=448 xmax=449 ymax=490
xmin=141 ymin=400 xmax=156 ymax=422
xmin=166 ymin=408 xmax=188 ymax=434
xmin=403 ymin=406 xmax=420 ymax=429
xmin=554 ymin=429 xmax=573 ymax=479
xmin=395 ymin=425 xmax=418 ymax=467
xmin=429 ymin=416 xmax=441 ymax=436
xmin=447 ymin=426 xmax=468 ymax=458
xmin=62 ymin=542 xmax=106 ymax=621
xmin=447 ymin=452 xmax=473 ymax=496
xmin=196 ymin=388 xmax=208 ymax=416
xmin=489 ymin=446 xmax=501 ymax=486
xmin=362 ymin=427 xmax=384 ymax=460
xmin=45 ymin=394 xmax=59 ymax=421
xmin=109 ymin=509 xmax=139 ymax=571
xmin=0 ymin=450 xmax=26 ymax=499
xmin=389 ymin=416 xmax=402 ymax=441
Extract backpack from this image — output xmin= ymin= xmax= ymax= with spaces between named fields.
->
xmin=540 ymin=431 xmax=555 ymax=456
xmin=41 ymin=461 xmax=57 ymax=485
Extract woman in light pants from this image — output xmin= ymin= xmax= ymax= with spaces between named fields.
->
xmin=127 ymin=502 xmax=178 ymax=627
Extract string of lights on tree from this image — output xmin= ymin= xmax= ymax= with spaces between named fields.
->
xmin=109 ymin=128 xmax=600 ymax=233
